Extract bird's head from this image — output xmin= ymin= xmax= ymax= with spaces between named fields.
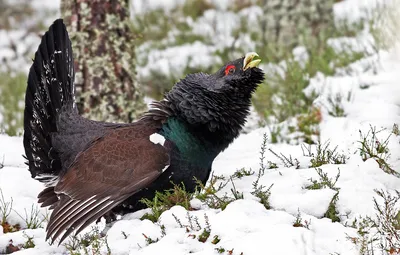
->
xmin=160 ymin=52 xmax=265 ymax=143
xmin=208 ymin=52 xmax=264 ymax=94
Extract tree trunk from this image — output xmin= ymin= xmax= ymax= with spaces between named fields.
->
xmin=61 ymin=0 xmax=145 ymax=123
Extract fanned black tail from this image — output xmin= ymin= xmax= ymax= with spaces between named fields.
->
xmin=23 ymin=19 xmax=75 ymax=182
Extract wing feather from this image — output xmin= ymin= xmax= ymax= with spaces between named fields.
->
xmin=44 ymin=125 xmax=169 ymax=244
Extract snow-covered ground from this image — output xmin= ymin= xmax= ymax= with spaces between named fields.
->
xmin=1 ymin=43 xmax=400 ymax=254
xmin=1 ymin=0 xmax=400 ymax=254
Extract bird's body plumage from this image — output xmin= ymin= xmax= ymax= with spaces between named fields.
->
xmin=23 ymin=19 xmax=264 ymax=244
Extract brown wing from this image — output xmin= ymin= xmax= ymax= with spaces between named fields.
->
xmin=45 ymin=125 xmax=169 ymax=244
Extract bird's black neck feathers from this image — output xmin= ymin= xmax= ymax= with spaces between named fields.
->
xmin=143 ymin=69 xmax=264 ymax=149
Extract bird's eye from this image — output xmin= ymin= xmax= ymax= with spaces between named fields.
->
xmin=224 ymin=65 xmax=236 ymax=76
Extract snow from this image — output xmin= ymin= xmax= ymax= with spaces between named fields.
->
xmin=1 ymin=0 xmax=400 ymax=254
xmin=0 ymin=0 xmax=60 ymax=73
xmin=135 ymin=5 xmax=265 ymax=81
xmin=138 ymin=42 xmax=221 ymax=79
xmin=334 ymin=0 xmax=398 ymax=23
xmin=2 ymin=43 xmax=400 ymax=253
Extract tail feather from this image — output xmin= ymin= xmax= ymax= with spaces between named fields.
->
xmin=23 ymin=19 xmax=75 ymax=182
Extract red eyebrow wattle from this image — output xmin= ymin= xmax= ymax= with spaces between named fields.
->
xmin=225 ymin=65 xmax=235 ymax=76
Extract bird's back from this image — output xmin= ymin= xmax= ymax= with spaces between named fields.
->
xmin=51 ymin=106 xmax=132 ymax=173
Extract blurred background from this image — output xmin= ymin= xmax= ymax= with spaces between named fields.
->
xmin=0 ymin=0 xmax=398 ymax=144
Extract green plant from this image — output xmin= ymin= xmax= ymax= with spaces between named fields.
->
xmin=268 ymin=148 xmax=300 ymax=169
xmin=14 ymin=204 xmax=46 ymax=229
xmin=295 ymin=107 xmax=322 ymax=144
xmin=254 ymin=37 xmax=367 ymax=125
xmin=253 ymin=59 xmax=317 ymax=124
xmin=130 ymin=0 xmax=374 ymax=124
xmin=347 ymin=216 xmax=377 ymax=255
xmin=215 ymin=247 xmax=226 ymax=253
xmin=0 ymin=189 xmax=18 ymax=233
xmin=198 ymin=227 xmax=211 ymax=243
xmin=303 ymin=141 xmax=348 ymax=168
xmin=326 ymin=92 xmax=351 ymax=117
xmin=252 ymin=13 xmax=372 ymax=129
xmin=141 ymin=182 xmax=193 ymax=222
xmin=4 ymin=233 xmax=39 ymax=252
xmin=142 ymin=233 xmax=159 ymax=245
xmin=258 ymin=133 xmax=268 ymax=176
xmin=305 ymin=168 xmax=340 ymax=191
xmin=347 ymin=189 xmax=400 ymax=254
xmin=324 ymin=192 xmax=340 ymax=223
xmin=64 ymin=227 xmax=111 ymax=255
xmin=0 ymin=189 xmax=12 ymax=224
xmin=195 ymin=174 xmax=244 ymax=211
xmin=251 ymin=132 xmax=268 ymax=192
xmin=268 ymin=125 xmax=283 ymax=144
xmin=171 ymin=212 xmax=242 ymax=252
xmin=232 ymin=168 xmax=254 ymax=179
xmin=211 ymin=235 xmax=221 ymax=244
xmin=251 ymin=183 xmax=273 ymax=211
xmin=22 ymin=232 xmax=35 ymax=249
xmin=358 ymin=126 xmax=396 ymax=175
xmin=268 ymin=161 xmax=278 ymax=169
xmin=197 ymin=133 xmax=274 ymax=211
xmin=229 ymin=177 xmax=244 ymax=200
xmin=0 ymin=72 xmax=26 ymax=136
xmin=250 ymin=133 xmax=274 ymax=210
xmin=172 ymin=212 xmax=207 ymax=236
xmin=293 ymin=209 xmax=311 ymax=229
xmin=392 ymin=123 xmax=399 ymax=136
xmin=372 ymin=189 xmax=400 ymax=252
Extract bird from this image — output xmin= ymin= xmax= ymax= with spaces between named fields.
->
xmin=23 ymin=19 xmax=265 ymax=245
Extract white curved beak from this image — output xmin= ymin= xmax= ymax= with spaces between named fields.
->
xmin=243 ymin=52 xmax=261 ymax=71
